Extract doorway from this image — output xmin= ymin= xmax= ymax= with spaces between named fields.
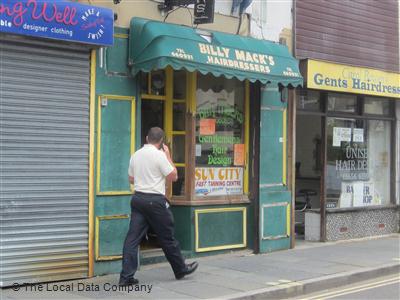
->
xmin=139 ymin=68 xmax=188 ymax=252
xmin=295 ymin=114 xmax=322 ymax=238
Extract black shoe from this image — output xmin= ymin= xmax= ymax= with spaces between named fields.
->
xmin=119 ymin=277 xmax=139 ymax=286
xmin=175 ymin=261 xmax=198 ymax=280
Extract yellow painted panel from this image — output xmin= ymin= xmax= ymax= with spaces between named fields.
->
xmin=307 ymin=59 xmax=400 ymax=98
xmin=286 ymin=204 xmax=291 ymax=237
xmin=282 ymin=109 xmax=287 ymax=186
xmin=114 ymin=33 xmax=129 ymax=39
xmin=244 ymin=80 xmax=250 ymax=194
xmin=95 ymin=215 xmax=129 ymax=261
xmin=195 ymin=207 xmax=247 ymax=252
xmin=96 ymin=95 xmax=136 ymax=195
xmin=88 ymin=50 xmax=96 ymax=277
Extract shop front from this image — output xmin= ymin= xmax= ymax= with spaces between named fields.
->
xmin=93 ymin=18 xmax=303 ymax=275
xmin=295 ymin=59 xmax=400 ymax=241
xmin=0 ymin=0 xmax=113 ymax=287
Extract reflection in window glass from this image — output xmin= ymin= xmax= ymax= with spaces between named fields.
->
xmin=140 ymin=72 xmax=149 ymax=94
xmin=364 ymin=97 xmax=390 ymax=115
xmin=173 ymin=70 xmax=186 ymax=99
xmin=150 ymin=70 xmax=166 ymax=96
xmin=195 ymin=74 xmax=245 ymax=197
xmin=173 ymin=103 xmax=185 ymax=131
xmin=296 ymin=89 xmax=321 ymax=111
xmin=328 ymin=93 xmax=357 ymax=113
xmin=296 ymin=114 xmax=322 ymax=178
xmin=173 ymin=167 xmax=185 ymax=196
xmin=141 ymin=100 xmax=164 ymax=146
xmin=172 ymin=135 xmax=185 ymax=164
xmin=326 ymin=118 xmax=390 ymax=208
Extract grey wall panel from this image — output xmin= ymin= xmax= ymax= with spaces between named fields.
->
xmin=0 ymin=35 xmax=90 ymax=286
xmin=294 ymin=0 xmax=399 ymax=72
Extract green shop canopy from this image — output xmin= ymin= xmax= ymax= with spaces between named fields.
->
xmin=129 ymin=17 xmax=303 ymax=86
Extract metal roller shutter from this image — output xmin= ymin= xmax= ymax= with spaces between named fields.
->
xmin=0 ymin=35 xmax=90 ymax=286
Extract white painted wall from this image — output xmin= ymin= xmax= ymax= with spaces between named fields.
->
xmin=249 ymin=0 xmax=292 ymax=43
xmin=79 ymin=0 xmax=250 ymax=35
xmin=214 ymin=0 xmax=235 ymax=16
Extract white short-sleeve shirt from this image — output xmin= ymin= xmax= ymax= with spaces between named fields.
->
xmin=128 ymin=144 xmax=174 ymax=195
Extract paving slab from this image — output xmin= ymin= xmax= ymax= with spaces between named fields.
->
xmin=1 ymin=234 xmax=399 ymax=300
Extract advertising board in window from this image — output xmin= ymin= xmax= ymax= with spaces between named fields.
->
xmin=195 ymin=74 xmax=245 ymax=197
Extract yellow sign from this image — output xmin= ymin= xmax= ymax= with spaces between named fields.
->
xmin=307 ymin=60 xmax=400 ymax=99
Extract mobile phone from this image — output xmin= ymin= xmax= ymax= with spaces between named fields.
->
xmin=159 ymin=143 xmax=164 ymax=151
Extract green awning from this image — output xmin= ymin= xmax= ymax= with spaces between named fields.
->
xmin=129 ymin=18 xmax=303 ymax=86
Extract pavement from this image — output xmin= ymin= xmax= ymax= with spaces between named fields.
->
xmin=1 ymin=234 xmax=399 ymax=300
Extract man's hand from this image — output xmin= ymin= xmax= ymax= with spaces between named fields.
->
xmin=162 ymin=143 xmax=170 ymax=156
xmin=162 ymin=144 xmax=178 ymax=182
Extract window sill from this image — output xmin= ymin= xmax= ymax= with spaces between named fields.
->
xmin=306 ymin=204 xmax=399 ymax=214
xmin=170 ymin=195 xmax=251 ymax=206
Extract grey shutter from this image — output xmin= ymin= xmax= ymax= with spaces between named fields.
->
xmin=0 ymin=35 xmax=90 ymax=286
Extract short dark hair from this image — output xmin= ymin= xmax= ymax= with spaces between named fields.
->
xmin=147 ymin=127 xmax=164 ymax=144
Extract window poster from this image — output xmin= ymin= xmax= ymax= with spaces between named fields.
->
xmin=196 ymin=84 xmax=244 ymax=167
xmin=353 ymin=128 xmax=364 ymax=143
xmin=199 ymin=119 xmax=216 ymax=135
xmin=195 ymin=144 xmax=202 ymax=157
xmin=333 ymin=127 xmax=352 ymax=146
xmin=195 ymin=75 xmax=246 ymax=196
xmin=234 ymin=144 xmax=245 ymax=166
xmin=195 ymin=167 xmax=243 ymax=196
xmin=340 ymin=182 xmax=379 ymax=207
xmin=339 ymin=182 xmax=353 ymax=208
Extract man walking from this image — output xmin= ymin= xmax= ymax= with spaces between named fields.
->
xmin=119 ymin=127 xmax=198 ymax=286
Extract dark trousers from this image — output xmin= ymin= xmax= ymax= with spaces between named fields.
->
xmin=120 ymin=192 xmax=186 ymax=281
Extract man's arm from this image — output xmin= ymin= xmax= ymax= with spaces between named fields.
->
xmin=128 ymin=155 xmax=135 ymax=185
xmin=162 ymin=144 xmax=178 ymax=182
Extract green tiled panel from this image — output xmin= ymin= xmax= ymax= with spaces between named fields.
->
xmin=262 ymin=204 xmax=287 ymax=237
xmin=95 ymin=196 xmax=131 ymax=215
xmin=260 ymin=84 xmax=284 ymax=107
xmin=260 ymin=110 xmax=283 ymax=185
xmin=171 ymin=206 xmax=193 ymax=251
xmin=246 ymin=201 xmax=255 ymax=249
xmin=259 ymin=239 xmax=290 ymax=253
xmin=259 ymin=85 xmax=286 ymax=186
xmin=99 ymin=99 xmax=132 ymax=192
xmin=97 ymin=217 xmax=130 ymax=257
xmin=197 ymin=210 xmax=244 ymax=249
xmin=94 ymin=27 xmax=137 ymax=276
xmin=94 ymin=260 xmax=122 ymax=276
xmin=106 ymin=34 xmax=130 ymax=74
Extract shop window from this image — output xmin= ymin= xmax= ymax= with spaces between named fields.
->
xmin=172 ymin=135 xmax=185 ymax=163
xmin=296 ymin=89 xmax=321 ymax=111
xmin=326 ymin=118 xmax=391 ymax=208
xmin=327 ymin=93 xmax=357 ymax=113
xmin=140 ymin=70 xmax=166 ymax=96
xmin=141 ymin=100 xmax=165 ymax=146
xmin=173 ymin=70 xmax=187 ymax=99
xmin=171 ymin=69 xmax=187 ymax=196
xmin=140 ymin=72 xmax=149 ymax=94
xmin=364 ymin=97 xmax=391 ymax=115
xmin=195 ymin=74 xmax=246 ymax=197
xmin=173 ymin=103 xmax=185 ymax=131
xmin=173 ymin=167 xmax=185 ymax=196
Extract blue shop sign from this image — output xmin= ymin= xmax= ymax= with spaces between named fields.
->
xmin=0 ymin=0 xmax=113 ymax=46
